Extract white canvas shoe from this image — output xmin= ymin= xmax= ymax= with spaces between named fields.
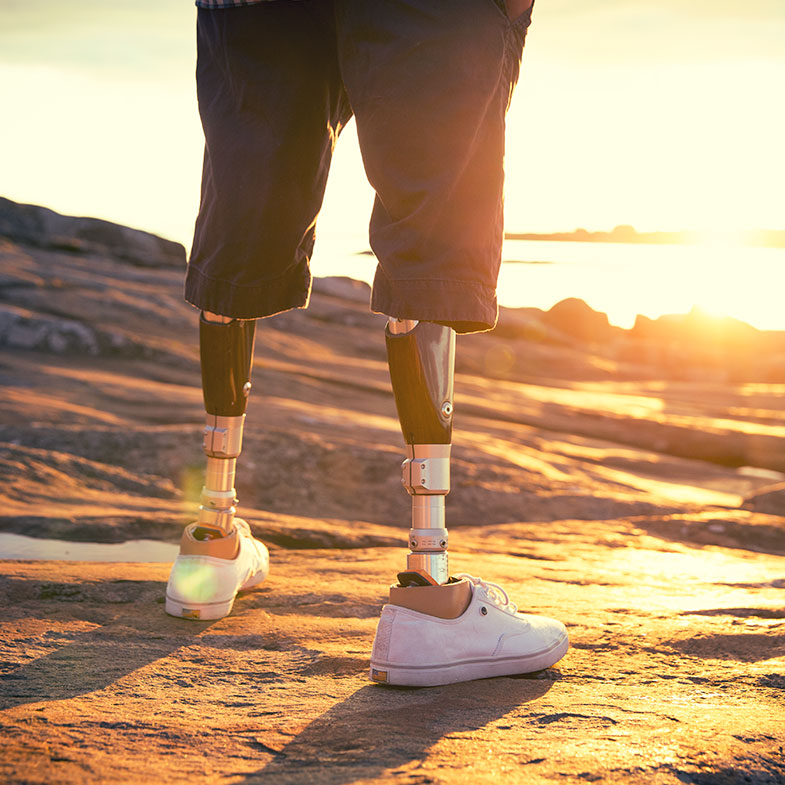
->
xmin=370 ymin=574 xmax=568 ymax=687
xmin=165 ymin=518 xmax=269 ymax=620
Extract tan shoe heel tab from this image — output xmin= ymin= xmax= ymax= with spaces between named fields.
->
xmin=388 ymin=578 xmax=472 ymax=619
xmin=180 ymin=524 xmax=240 ymax=560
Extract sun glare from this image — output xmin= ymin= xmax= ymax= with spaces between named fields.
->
xmin=683 ymin=241 xmax=781 ymax=330
xmin=689 ymin=230 xmax=749 ymax=248
xmin=498 ymin=231 xmax=785 ymax=332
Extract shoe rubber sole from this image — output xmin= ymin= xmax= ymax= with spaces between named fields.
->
xmin=369 ymin=631 xmax=569 ymax=687
xmin=165 ymin=565 xmax=269 ymax=621
xmin=165 ymin=593 xmax=236 ymax=621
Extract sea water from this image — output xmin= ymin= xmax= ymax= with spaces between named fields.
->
xmin=310 ymin=234 xmax=785 ymax=331
xmin=0 ymin=532 xmax=178 ymax=562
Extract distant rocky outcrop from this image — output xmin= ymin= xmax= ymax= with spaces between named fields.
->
xmin=540 ymin=297 xmax=620 ymax=345
xmin=0 ymin=197 xmax=185 ymax=269
xmin=505 ymin=225 xmax=785 ymax=248
xmin=630 ymin=308 xmax=759 ymax=347
xmin=490 ymin=300 xmax=621 ymax=348
xmin=311 ymin=276 xmax=371 ymax=304
xmin=626 ymin=307 xmax=785 ymax=382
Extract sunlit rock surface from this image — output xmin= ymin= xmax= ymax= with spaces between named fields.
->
xmin=1 ymin=201 xmax=784 ymax=783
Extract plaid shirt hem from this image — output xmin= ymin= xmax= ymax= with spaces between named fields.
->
xmin=196 ymin=0 xmax=297 ymax=7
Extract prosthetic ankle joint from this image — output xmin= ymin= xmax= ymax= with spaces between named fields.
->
xmin=386 ymin=319 xmax=455 ymax=585
xmin=197 ymin=314 xmax=256 ymax=536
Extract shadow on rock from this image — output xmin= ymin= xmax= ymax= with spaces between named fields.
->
xmin=0 ymin=577 xmax=217 ymax=710
xmin=673 ymin=755 xmax=785 ymax=785
xmin=240 ymin=677 xmax=556 ymax=785
xmin=668 ymin=632 xmax=785 ymax=663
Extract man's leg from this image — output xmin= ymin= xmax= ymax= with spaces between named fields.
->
xmin=165 ymin=311 xmax=268 ymax=620
xmin=336 ymin=0 xmax=534 ymax=332
xmin=375 ymin=314 xmax=567 ymax=687
xmin=385 ymin=318 xmax=455 ymax=588
xmin=335 ymin=0 xmax=569 ymax=685
xmin=185 ymin=2 xmax=352 ymax=319
xmin=167 ymin=1 xmax=351 ymax=620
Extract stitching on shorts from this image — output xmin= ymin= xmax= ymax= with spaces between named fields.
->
xmin=186 ymin=261 xmax=308 ymax=289
xmin=382 ymin=277 xmax=496 ymax=293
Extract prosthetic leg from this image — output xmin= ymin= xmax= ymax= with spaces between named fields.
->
xmin=195 ymin=313 xmax=256 ymax=540
xmin=370 ymin=318 xmax=569 ymax=686
xmin=164 ymin=313 xmax=269 ymax=620
xmin=385 ymin=318 xmax=455 ymax=586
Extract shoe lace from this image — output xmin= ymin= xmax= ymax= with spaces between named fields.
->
xmin=233 ymin=519 xmax=251 ymax=536
xmin=453 ymin=573 xmax=518 ymax=615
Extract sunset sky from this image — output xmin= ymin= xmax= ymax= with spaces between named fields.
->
xmin=1 ymin=1 xmax=784 ymax=251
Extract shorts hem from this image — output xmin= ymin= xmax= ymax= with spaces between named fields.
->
xmin=371 ymin=275 xmax=498 ymax=334
xmin=184 ymin=263 xmax=311 ymax=320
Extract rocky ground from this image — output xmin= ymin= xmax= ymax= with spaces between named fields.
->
xmin=1 ymin=198 xmax=784 ymax=784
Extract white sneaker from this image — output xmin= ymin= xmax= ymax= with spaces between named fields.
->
xmin=165 ymin=518 xmax=269 ymax=620
xmin=370 ymin=574 xmax=568 ymax=687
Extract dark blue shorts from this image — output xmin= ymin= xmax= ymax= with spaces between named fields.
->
xmin=186 ymin=0 xmax=532 ymax=333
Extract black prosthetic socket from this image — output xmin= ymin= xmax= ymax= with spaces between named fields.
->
xmin=385 ymin=321 xmax=455 ymax=445
xmin=199 ymin=315 xmax=256 ymax=416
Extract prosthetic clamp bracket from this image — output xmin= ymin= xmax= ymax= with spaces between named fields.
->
xmin=402 ymin=444 xmax=451 ymax=496
xmin=203 ymin=414 xmax=245 ymax=458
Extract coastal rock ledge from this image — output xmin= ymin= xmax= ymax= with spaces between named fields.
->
xmin=0 ymin=196 xmax=185 ymax=268
xmin=0 ymin=201 xmax=784 ymax=784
